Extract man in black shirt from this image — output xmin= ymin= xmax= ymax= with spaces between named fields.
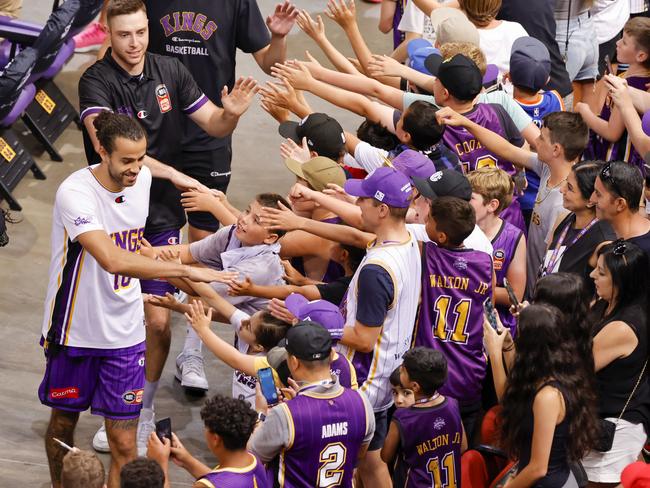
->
xmin=78 ymin=0 xmax=257 ymax=457
xmin=144 ymin=0 xmax=297 ymax=395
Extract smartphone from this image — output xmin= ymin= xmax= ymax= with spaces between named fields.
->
xmin=483 ymin=298 xmax=499 ymax=332
xmin=605 ymin=54 xmax=613 ymax=76
xmin=258 ymin=367 xmax=279 ymax=406
xmin=155 ymin=417 xmax=172 ymax=442
xmin=503 ymin=278 xmax=519 ymax=308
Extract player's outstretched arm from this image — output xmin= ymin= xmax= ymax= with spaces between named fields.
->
xmin=185 ymin=300 xmax=259 ymax=376
xmin=77 ymin=230 xmax=237 ymax=283
xmin=228 ymin=276 xmax=322 ymax=301
xmin=253 ymin=1 xmax=299 ymax=74
xmin=436 ymin=107 xmax=534 ymax=169
xmin=190 ymin=77 xmax=259 ymax=138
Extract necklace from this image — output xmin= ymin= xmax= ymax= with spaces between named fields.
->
xmin=535 ymin=178 xmax=565 ymax=205
xmin=414 ymin=392 xmax=440 ymax=405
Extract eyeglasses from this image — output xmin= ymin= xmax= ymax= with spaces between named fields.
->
xmin=600 ymin=162 xmax=623 ymax=197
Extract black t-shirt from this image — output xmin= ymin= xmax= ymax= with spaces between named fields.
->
xmin=355 ymin=264 xmax=395 ymax=327
xmin=628 ymin=230 xmax=650 ymax=261
xmin=145 ymin=0 xmax=271 ymax=151
xmin=548 ymin=214 xmax=616 ymax=295
xmin=316 ymin=275 xmax=352 ymax=306
xmin=498 ymin=0 xmax=573 ymax=97
xmin=78 ymin=50 xmax=206 ymax=233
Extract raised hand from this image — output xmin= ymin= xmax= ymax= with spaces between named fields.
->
xmin=260 ymin=201 xmax=305 ymax=232
xmin=267 ymin=1 xmax=299 ymax=36
xmin=227 ymin=276 xmax=254 ymax=296
xmin=144 ymin=292 xmax=183 ymax=313
xmin=221 ymin=76 xmax=259 ymax=118
xmin=170 ymin=169 xmax=208 ymax=193
xmin=367 ymin=54 xmax=405 ymax=78
xmin=296 ymin=10 xmax=325 ymax=41
xmin=271 ymin=62 xmax=314 ymax=91
xmin=260 ymin=79 xmax=301 ymax=112
xmin=435 ymin=106 xmax=471 ymax=127
xmin=169 ymin=433 xmax=193 ymax=469
xmin=187 ymin=267 xmax=239 ymax=284
xmin=280 ymin=136 xmax=311 ymax=163
xmin=184 ymin=299 xmax=213 ymax=334
xmin=267 ymin=298 xmax=298 ymax=324
xmin=281 ymin=259 xmax=308 ymax=285
xmin=181 ymin=189 xmax=219 ymax=213
xmin=261 ymin=98 xmax=291 ymax=123
xmin=325 ymin=0 xmax=357 ymax=29
xmin=323 ymin=182 xmax=357 ymax=203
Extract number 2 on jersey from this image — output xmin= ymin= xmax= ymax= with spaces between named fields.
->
xmin=427 ymin=452 xmax=457 ymax=488
xmin=317 ymin=442 xmax=347 ymax=487
xmin=433 ymin=295 xmax=471 ymax=344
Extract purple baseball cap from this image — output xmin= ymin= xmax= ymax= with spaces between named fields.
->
xmin=344 ymin=167 xmax=413 ymax=208
xmin=391 ymin=150 xmax=436 ymax=180
xmin=285 ymin=293 xmax=345 ymax=341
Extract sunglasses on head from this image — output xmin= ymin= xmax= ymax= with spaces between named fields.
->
xmin=600 ymin=162 xmax=623 ymax=197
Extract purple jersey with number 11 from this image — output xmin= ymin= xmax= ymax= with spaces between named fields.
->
xmin=279 ymin=387 xmax=369 ymax=487
xmin=392 ymin=397 xmax=464 ymax=488
xmin=414 ymin=243 xmax=493 ymax=405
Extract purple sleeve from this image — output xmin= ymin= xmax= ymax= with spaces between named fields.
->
xmin=174 ymin=59 xmax=208 ymax=114
xmin=356 ymin=264 xmax=395 ymax=327
xmin=78 ymin=68 xmax=113 ymax=121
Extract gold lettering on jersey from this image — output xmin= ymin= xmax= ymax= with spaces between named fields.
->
xmin=416 ymin=434 xmax=449 ymax=456
xmin=454 ymin=138 xmax=483 ymax=156
xmin=429 ymin=274 xmax=469 ymax=291
xmin=473 ymin=281 xmax=490 ymax=295
xmin=322 ymin=422 xmax=348 ymax=439
xmin=0 ymin=137 xmax=16 ymax=162
xmin=110 ymin=227 xmax=145 ymax=292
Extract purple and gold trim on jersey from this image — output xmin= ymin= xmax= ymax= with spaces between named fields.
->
xmin=196 ymin=454 xmax=271 ymax=488
xmin=44 ymin=236 xmax=86 ymax=348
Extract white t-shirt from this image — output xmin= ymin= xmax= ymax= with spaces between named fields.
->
xmin=398 ymin=0 xmax=435 ymax=42
xmin=407 ymin=223 xmax=494 ymax=255
xmin=478 ymin=21 xmax=528 ymax=74
xmin=590 ymin=0 xmax=630 ymax=44
xmin=42 ymin=165 xmax=151 ymax=349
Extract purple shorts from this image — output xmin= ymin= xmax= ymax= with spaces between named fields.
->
xmin=140 ymin=229 xmax=182 ymax=296
xmin=38 ymin=342 xmax=146 ymax=419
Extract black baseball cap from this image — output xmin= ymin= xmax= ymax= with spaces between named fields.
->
xmin=279 ymin=113 xmax=346 ymax=160
xmin=426 ymin=54 xmax=483 ymax=101
xmin=412 ymin=169 xmax=472 ymax=201
xmin=283 ymin=321 xmax=332 ymax=361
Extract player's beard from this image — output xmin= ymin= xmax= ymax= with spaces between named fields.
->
xmin=108 ymin=164 xmax=137 ymax=188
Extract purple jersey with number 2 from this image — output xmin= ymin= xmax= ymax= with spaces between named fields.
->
xmin=280 ymin=387 xmax=368 ymax=487
xmin=392 ymin=397 xmax=464 ymax=488
xmin=196 ymin=455 xmax=271 ymax=488
xmin=414 ymin=243 xmax=493 ymax=405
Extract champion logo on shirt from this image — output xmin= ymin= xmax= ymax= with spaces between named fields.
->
xmin=136 ymin=110 xmax=148 ymax=119
xmin=115 ymin=195 xmax=125 ymax=204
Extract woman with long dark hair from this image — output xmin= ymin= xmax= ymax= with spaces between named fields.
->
xmin=485 ymin=304 xmax=598 ymax=487
xmin=582 ymin=241 xmax=650 ymax=486
xmin=541 ymin=160 xmax=615 ymax=295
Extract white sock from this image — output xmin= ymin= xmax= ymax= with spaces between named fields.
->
xmin=183 ymin=326 xmax=203 ymax=354
xmin=142 ymin=380 xmax=158 ymax=410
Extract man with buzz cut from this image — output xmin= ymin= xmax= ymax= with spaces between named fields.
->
xmin=78 ymin=0 xmax=257 ymax=456
xmin=250 ymin=322 xmax=375 ymax=488
xmin=40 ymin=112 xmax=232 ymax=488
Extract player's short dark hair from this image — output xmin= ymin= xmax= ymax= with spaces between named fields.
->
xmin=62 ymin=450 xmax=105 ymax=488
xmin=542 ymin=112 xmax=588 ymax=161
xmin=341 ymin=243 xmax=365 ymax=271
xmin=389 ymin=366 xmax=401 ymax=387
xmin=120 ymin=458 xmax=164 ymax=488
xmin=93 ymin=112 xmax=146 ymax=155
xmin=357 ymin=119 xmax=399 ymax=151
xmin=107 ymin=0 xmax=146 ymax=24
xmin=200 ymin=395 xmax=258 ymax=450
xmin=255 ymin=193 xmax=292 ymax=239
xmin=402 ymin=101 xmax=445 ymax=151
xmin=254 ymin=311 xmax=290 ymax=351
xmin=429 ymin=196 xmax=476 ymax=247
xmin=402 ymin=347 xmax=447 ymax=395
xmin=598 ymin=161 xmax=644 ymax=211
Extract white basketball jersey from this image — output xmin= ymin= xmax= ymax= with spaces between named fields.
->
xmin=41 ymin=165 xmax=151 ymax=349
xmin=337 ymin=232 xmax=421 ymax=411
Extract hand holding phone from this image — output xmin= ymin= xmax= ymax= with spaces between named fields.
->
xmin=155 ymin=417 xmax=172 ymax=443
xmin=605 ymin=54 xmax=613 ymax=76
xmin=258 ymin=367 xmax=279 ymax=406
xmin=483 ymin=298 xmax=500 ymax=333
xmin=503 ymin=278 xmax=519 ymax=308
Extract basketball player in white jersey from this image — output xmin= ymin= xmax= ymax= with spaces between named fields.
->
xmin=337 ymin=167 xmax=422 ymax=488
xmin=39 ymin=112 xmax=233 ymax=488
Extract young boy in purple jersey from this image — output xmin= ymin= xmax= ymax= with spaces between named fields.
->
xmin=410 ymin=195 xmax=493 ymax=441
xmin=382 ymin=347 xmax=465 ymax=488
xmin=146 ymin=395 xmax=270 ymax=488
xmin=467 ymin=168 xmax=526 ymax=336
xmin=390 ymin=367 xmax=415 ymax=409
xmin=427 ymin=53 xmax=527 ymax=232
xmin=508 ymin=36 xmax=565 ymax=227
xmin=579 ymin=17 xmax=650 ymax=175
xmin=250 ymin=321 xmax=375 ymax=488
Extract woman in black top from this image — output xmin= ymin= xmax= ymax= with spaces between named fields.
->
xmin=485 ymin=305 xmax=598 ymax=488
xmin=582 ymin=241 xmax=650 ymax=486
xmin=543 ymin=161 xmax=616 ymax=295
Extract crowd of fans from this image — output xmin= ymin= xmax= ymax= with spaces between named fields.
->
xmin=31 ymin=0 xmax=650 ymax=486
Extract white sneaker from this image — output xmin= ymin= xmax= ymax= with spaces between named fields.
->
xmin=137 ymin=408 xmax=156 ymax=457
xmin=175 ymin=349 xmax=209 ymax=392
xmin=92 ymin=424 xmax=111 ymax=453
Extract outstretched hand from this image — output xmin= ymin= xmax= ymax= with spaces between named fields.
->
xmin=266 ymin=1 xmax=299 ymax=36
xmin=367 ymin=54 xmax=404 ymax=78
xmin=271 ymin=61 xmax=314 ymax=91
xmin=435 ymin=106 xmax=470 ymax=127
xmin=296 ymin=10 xmax=325 ymax=41
xmin=325 ymin=0 xmax=357 ymax=29
xmin=280 ymin=136 xmax=311 ymax=163
xmin=260 ymin=201 xmax=304 ymax=231
xmin=184 ymin=299 xmax=213 ymax=334
xmin=227 ymin=276 xmax=255 ymax=296
xmin=221 ymin=76 xmax=259 ymax=118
